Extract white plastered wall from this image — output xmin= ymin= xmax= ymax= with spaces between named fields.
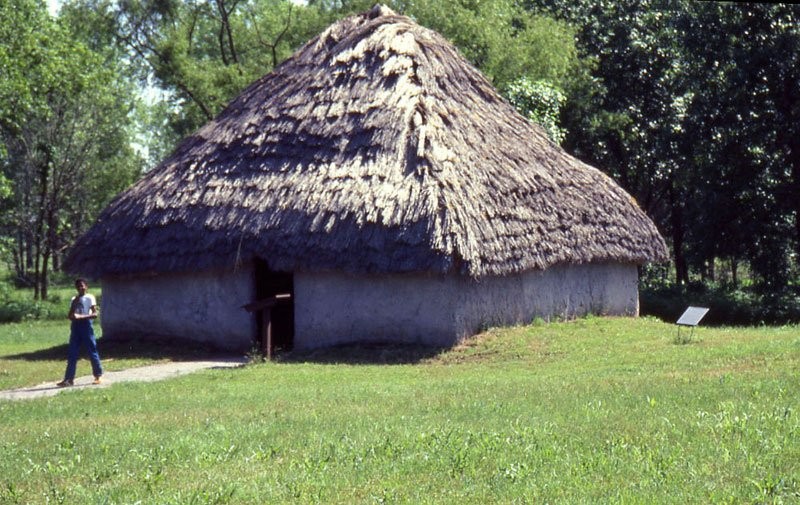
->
xmin=454 ymin=263 xmax=639 ymax=336
xmin=100 ymin=265 xmax=256 ymax=350
xmin=99 ymin=262 xmax=638 ymax=351
xmin=294 ymin=271 xmax=461 ymax=349
xmin=294 ymin=262 xmax=639 ymax=349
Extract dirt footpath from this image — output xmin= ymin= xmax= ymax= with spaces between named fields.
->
xmin=0 ymin=357 xmax=248 ymax=401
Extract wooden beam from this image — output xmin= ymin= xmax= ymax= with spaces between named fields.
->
xmin=241 ymin=293 xmax=291 ymax=313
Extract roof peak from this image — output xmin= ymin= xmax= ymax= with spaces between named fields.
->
xmin=368 ymin=4 xmax=397 ymax=19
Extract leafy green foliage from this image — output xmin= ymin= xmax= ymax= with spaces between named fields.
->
xmin=96 ymin=0 xmax=330 ymax=138
xmin=0 ymin=283 xmax=72 ymax=323
xmin=642 ymin=284 xmax=800 ymax=327
xmin=0 ymin=0 xmax=143 ymax=297
xmin=395 ymin=0 xmax=579 ymax=89
xmin=97 ymin=0 xmax=582 ymax=141
xmin=503 ymin=78 xmax=566 ymax=144
xmin=678 ymin=3 xmax=800 ymax=293
xmin=524 ymin=0 xmax=800 ymax=296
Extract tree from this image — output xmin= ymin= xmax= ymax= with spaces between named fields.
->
xmin=680 ymin=3 xmax=800 ymax=291
xmin=96 ymin=0 xmax=581 ymax=143
xmin=524 ymin=0 xmax=800 ymax=292
xmin=0 ymin=0 xmax=142 ymax=298
xmin=399 ymin=0 xmax=578 ymax=90
xmin=504 ymin=78 xmax=566 ymax=144
xmin=79 ymin=0 xmax=330 ymax=140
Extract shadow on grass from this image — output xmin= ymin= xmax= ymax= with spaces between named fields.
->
xmin=6 ymin=338 xmax=448 ymax=366
xmin=274 ymin=342 xmax=448 ymax=365
xmin=4 ymin=336 xmax=233 ymax=362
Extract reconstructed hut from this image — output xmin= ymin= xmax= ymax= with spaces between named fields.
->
xmin=64 ymin=5 xmax=667 ymax=352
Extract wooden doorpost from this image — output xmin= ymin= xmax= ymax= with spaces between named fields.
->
xmin=242 ymin=293 xmax=291 ymax=360
xmin=261 ymin=308 xmax=272 ymax=360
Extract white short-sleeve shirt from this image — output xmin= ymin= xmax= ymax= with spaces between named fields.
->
xmin=71 ymin=294 xmax=97 ymax=316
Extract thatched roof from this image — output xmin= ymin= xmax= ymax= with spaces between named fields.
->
xmin=64 ymin=5 xmax=667 ymax=279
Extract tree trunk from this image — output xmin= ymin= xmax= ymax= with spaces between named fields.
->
xmin=41 ymin=250 xmax=50 ymax=301
xmin=40 ymin=200 xmax=61 ymax=301
xmin=668 ymin=180 xmax=688 ymax=285
xmin=25 ymin=232 xmax=34 ymax=271
xmin=15 ymin=230 xmax=25 ymax=280
xmin=33 ymin=146 xmax=51 ymax=300
xmin=33 ymin=238 xmax=41 ymax=300
xmin=791 ymin=142 xmax=800 ymax=265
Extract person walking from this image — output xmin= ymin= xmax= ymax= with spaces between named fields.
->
xmin=56 ymin=279 xmax=103 ymax=387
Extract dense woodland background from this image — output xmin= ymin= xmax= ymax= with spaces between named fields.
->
xmin=1 ymin=0 xmax=798 ymax=324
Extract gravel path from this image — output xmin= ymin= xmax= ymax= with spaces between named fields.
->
xmin=0 ymin=357 xmax=248 ymax=401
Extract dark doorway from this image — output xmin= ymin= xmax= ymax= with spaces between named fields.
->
xmin=254 ymin=258 xmax=294 ymax=352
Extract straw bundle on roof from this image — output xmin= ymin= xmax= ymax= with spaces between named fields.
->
xmin=64 ymin=5 xmax=667 ymax=279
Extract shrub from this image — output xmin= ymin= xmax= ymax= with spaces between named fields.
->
xmin=641 ymin=284 xmax=800 ymax=326
xmin=0 ymin=298 xmax=64 ymax=323
xmin=0 ymin=281 xmax=71 ymax=323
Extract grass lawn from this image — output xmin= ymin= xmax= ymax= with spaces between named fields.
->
xmin=1 ymin=316 xmax=798 ymax=503
xmin=0 ymin=319 xmax=222 ymax=391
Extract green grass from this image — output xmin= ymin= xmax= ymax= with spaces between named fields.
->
xmin=0 ymin=320 xmax=224 ymax=390
xmin=0 ymin=285 xmax=80 ymax=323
xmin=1 ymin=317 xmax=799 ymax=503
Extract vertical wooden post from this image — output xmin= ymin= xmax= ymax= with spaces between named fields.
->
xmin=261 ymin=308 xmax=272 ymax=360
xmin=243 ymin=294 xmax=290 ymax=361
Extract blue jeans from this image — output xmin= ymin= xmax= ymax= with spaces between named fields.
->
xmin=64 ymin=320 xmax=103 ymax=380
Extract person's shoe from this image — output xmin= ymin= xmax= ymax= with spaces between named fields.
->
xmin=56 ymin=380 xmax=73 ymax=387
xmin=92 ymin=376 xmax=102 ymax=385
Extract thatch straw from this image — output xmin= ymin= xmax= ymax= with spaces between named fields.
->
xmin=64 ymin=5 xmax=667 ymax=279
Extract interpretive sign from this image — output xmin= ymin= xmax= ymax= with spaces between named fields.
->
xmin=676 ymin=306 xmax=710 ymax=327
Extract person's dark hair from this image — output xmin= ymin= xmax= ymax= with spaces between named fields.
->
xmin=75 ymin=278 xmax=87 ymax=287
